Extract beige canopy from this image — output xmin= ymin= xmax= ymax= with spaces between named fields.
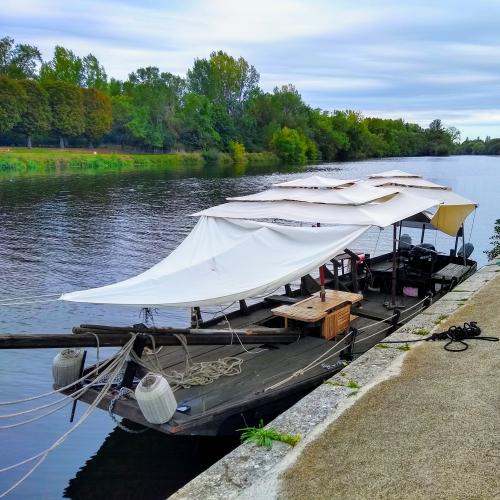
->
xmin=197 ymin=172 xmax=477 ymax=236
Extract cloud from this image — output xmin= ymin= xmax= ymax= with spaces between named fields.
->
xmin=1 ymin=0 xmax=499 ymax=138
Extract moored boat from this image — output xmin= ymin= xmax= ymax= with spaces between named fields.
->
xmin=58 ymin=170 xmax=477 ymax=435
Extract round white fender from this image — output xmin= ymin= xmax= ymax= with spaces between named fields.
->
xmin=135 ymin=373 xmax=177 ymax=424
xmin=52 ymin=348 xmax=84 ymax=387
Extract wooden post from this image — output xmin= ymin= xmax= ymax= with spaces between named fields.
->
xmin=391 ymin=223 xmax=398 ymax=308
xmin=341 ymin=327 xmax=358 ymax=362
xmin=69 ymin=350 xmax=87 ymax=423
xmin=332 ymin=258 xmax=340 ymax=290
xmin=319 ymin=265 xmax=326 ymax=302
xmin=120 ymin=334 xmax=147 ymax=389
xmin=239 ymin=300 xmax=249 ymax=315
xmin=420 ymin=224 xmax=426 ymax=244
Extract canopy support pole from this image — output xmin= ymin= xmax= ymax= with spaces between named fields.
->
xmin=332 ymin=258 xmax=340 ymax=291
xmin=319 ymin=265 xmax=326 ymax=302
xmin=391 ymin=222 xmax=398 ymax=308
xmin=420 ymin=224 xmax=426 ymax=244
xmin=461 ymin=223 xmax=466 ymax=265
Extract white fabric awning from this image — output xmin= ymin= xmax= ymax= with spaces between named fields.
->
xmin=273 ymin=176 xmax=356 ymax=188
xmin=60 ymin=217 xmax=368 ymax=307
xmin=368 ymin=170 xmax=421 ymax=178
xmin=364 ymin=177 xmax=449 ymax=190
xmin=194 ymin=192 xmax=442 ymax=227
xmin=227 ymin=185 xmax=398 ymax=205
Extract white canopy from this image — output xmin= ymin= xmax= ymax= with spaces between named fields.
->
xmin=364 ymin=177 xmax=449 ymax=190
xmin=368 ymin=170 xmax=421 ymax=178
xmin=272 ymin=176 xmax=356 ymax=188
xmin=61 ymin=170 xmax=477 ymax=308
xmin=61 ymin=217 xmax=368 ymax=307
xmin=194 ymin=191 xmax=442 ymax=227
xmin=227 ymin=185 xmax=398 ymax=205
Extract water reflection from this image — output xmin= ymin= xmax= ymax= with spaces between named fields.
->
xmin=64 ymin=424 xmax=238 ymax=500
xmin=0 ymin=155 xmax=498 ymax=498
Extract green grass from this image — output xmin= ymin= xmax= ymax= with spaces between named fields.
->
xmin=324 ymin=378 xmax=361 ymax=396
xmin=397 ymin=343 xmax=412 ymax=351
xmin=413 ymin=328 xmax=430 ymax=336
xmin=434 ymin=314 xmax=449 ymax=325
xmin=0 ymin=147 xmax=280 ymax=175
xmin=239 ymin=421 xmax=301 ymax=449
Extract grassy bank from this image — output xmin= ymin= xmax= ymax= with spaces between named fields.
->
xmin=0 ymin=147 xmax=280 ymax=174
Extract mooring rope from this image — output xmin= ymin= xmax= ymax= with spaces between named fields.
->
xmin=379 ymin=321 xmax=499 ymax=352
xmin=131 ymin=333 xmax=243 ymax=391
xmin=0 ymin=298 xmax=60 ymax=307
xmin=0 ymin=340 xmax=125 ymax=406
xmin=0 ymin=335 xmax=136 ymax=498
xmin=0 ymin=292 xmax=62 ymax=302
xmin=265 ymin=331 xmax=353 ymax=392
xmin=0 ymin=347 xmax=130 ymax=426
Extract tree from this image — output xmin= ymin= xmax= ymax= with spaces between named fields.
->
xmin=187 ymin=51 xmax=259 ymax=117
xmin=81 ymin=54 xmax=107 ymax=90
xmin=0 ymin=75 xmax=26 ymax=134
xmin=0 ymin=36 xmax=42 ymax=79
xmin=15 ymin=80 xmax=51 ymax=147
xmin=81 ymin=88 xmax=112 ymax=146
xmin=43 ymin=81 xmax=84 ymax=147
xmin=40 ymin=46 xmax=83 ymax=85
xmin=121 ymin=67 xmax=184 ymax=150
xmin=178 ymin=92 xmax=220 ymax=150
xmin=270 ymin=126 xmax=308 ymax=164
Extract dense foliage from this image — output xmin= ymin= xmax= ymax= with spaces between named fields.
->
xmin=0 ymin=36 xmax=487 ymax=161
xmin=484 ymin=219 xmax=500 ymax=260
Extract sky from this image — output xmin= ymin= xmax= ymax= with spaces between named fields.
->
xmin=2 ymin=0 xmax=500 ymax=139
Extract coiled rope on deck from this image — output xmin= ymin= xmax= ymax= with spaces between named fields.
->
xmin=131 ymin=333 xmax=243 ymax=390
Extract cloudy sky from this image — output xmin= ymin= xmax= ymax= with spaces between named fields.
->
xmin=3 ymin=0 xmax=500 ymax=138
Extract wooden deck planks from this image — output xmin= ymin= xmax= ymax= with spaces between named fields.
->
xmin=173 ymin=337 xmax=343 ymax=414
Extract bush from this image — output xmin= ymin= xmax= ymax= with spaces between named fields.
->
xmin=228 ymin=140 xmax=247 ymax=164
xmin=270 ymin=127 xmax=308 ymax=164
xmin=485 ymin=219 xmax=500 ymax=260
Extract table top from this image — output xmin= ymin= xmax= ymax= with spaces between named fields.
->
xmin=272 ymin=290 xmax=363 ymax=323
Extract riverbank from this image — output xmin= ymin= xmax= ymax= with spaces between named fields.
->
xmin=0 ymin=147 xmax=280 ymax=173
xmin=172 ymin=259 xmax=500 ymax=499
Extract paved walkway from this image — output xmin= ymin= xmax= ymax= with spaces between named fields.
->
xmin=278 ymin=270 xmax=500 ymax=499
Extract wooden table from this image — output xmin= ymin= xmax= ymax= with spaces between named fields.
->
xmin=272 ymin=290 xmax=363 ymax=339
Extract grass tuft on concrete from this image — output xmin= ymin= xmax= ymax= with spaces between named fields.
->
xmin=239 ymin=421 xmax=301 ymax=449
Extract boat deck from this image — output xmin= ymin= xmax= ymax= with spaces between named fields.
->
xmin=77 ymin=290 xmax=423 ymax=435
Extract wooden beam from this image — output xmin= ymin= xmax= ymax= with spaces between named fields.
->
xmin=0 ymin=331 xmax=300 ymax=349
xmin=74 ymin=324 xmax=290 ymax=335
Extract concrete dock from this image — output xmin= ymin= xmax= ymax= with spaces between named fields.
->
xmin=172 ymin=259 xmax=500 ymax=500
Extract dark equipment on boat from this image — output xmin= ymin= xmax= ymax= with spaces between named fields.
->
xmin=458 ymin=243 xmax=474 ymax=259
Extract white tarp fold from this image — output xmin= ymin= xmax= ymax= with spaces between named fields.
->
xmin=194 ymin=192 xmax=442 ymax=227
xmin=368 ymin=170 xmax=421 ymax=178
xmin=61 ymin=217 xmax=368 ymax=307
xmin=227 ymin=185 xmax=398 ymax=205
xmin=273 ymin=176 xmax=356 ymax=188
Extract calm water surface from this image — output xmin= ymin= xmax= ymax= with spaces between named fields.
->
xmin=0 ymin=155 xmax=498 ymax=498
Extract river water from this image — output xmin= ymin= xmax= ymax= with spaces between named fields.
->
xmin=0 ymin=155 xmax=498 ymax=498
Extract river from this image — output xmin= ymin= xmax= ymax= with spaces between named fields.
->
xmin=0 ymin=155 xmax=498 ymax=498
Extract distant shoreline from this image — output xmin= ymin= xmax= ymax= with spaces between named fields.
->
xmin=0 ymin=147 xmax=280 ymax=172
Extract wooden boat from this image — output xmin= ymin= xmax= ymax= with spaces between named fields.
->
xmin=57 ymin=171 xmax=478 ymax=436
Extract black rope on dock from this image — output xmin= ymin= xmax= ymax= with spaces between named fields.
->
xmin=379 ymin=322 xmax=499 ymax=352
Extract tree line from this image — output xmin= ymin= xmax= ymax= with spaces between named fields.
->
xmin=0 ymin=36 xmax=485 ymax=163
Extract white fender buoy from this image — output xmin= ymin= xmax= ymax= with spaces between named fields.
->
xmin=52 ymin=348 xmax=84 ymax=387
xmin=135 ymin=373 xmax=177 ymax=424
